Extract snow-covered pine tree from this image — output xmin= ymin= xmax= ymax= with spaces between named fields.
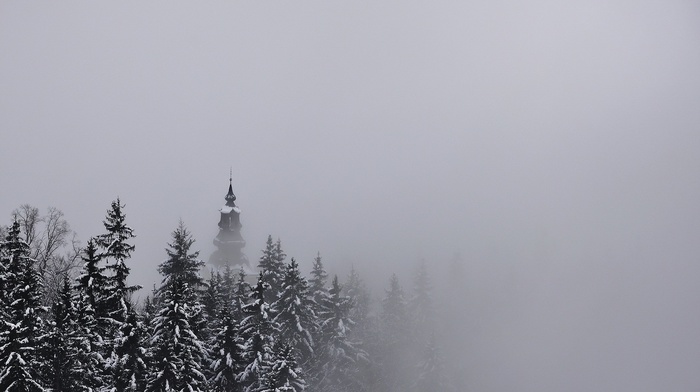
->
xmin=203 ymin=269 xmax=223 ymax=333
xmin=76 ymin=237 xmax=113 ymax=353
xmin=233 ymin=267 xmax=251 ymax=322
xmin=306 ymin=253 xmax=330 ymax=386
xmin=158 ymin=221 xmax=208 ymax=339
xmin=260 ymin=343 xmax=306 ymax=392
xmin=42 ymin=275 xmax=81 ymax=391
xmin=382 ymin=274 xmax=408 ymax=344
xmin=96 ymin=198 xmax=140 ymax=326
xmin=112 ymin=309 xmax=149 ymax=391
xmin=239 ymin=272 xmax=275 ymax=392
xmin=308 ymin=252 xmax=329 ymax=318
xmin=272 ymin=258 xmax=317 ymax=367
xmin=146 ymin=222 xmax=208 ymax=392
xmin=209 ymin=305 xmax=245 ymax=392
xmin=257 ymin=236 xmax=286 ymax=306
xmin=158 ymin=221 xmax=205 ymax=296
xmin=141 ymin=284 xmax=160 ymax=327
xmin=308 ymin=253 xmax=328 ymax=300
xmin=315 ymin=276 xmax=366 ymax=392
xmin=219 ymin=264 xmax=237 ymax=314
xmin=0 ymin=221 xmax=47 ymax=391
xmin=146 ymin=279 xmax=208 ymax=392
xmin=73 ymin=271 xmax=106 ymax=391
xmin=343 ymin=266 xmax=371 ymax=340
xmin=341 ymin=267 xmax=375 ymax=392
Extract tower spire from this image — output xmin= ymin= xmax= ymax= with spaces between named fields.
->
xmin=225 ymin=170 xmax=236 ymax=205
xmin=211 ymin=176 xmax=248 ymax=268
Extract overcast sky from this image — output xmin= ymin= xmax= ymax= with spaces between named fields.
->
xmin=2 ymin=1 xmax=700 ymax=391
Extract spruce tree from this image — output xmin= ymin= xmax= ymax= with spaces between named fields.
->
xmin=73 ymin=272 xmax=106 ymax=391
xmin=342 ymin=267 xmax=375 ymax=392
xmin=146 ymin=279 xmax=208 ymax=392
xmin=146 ymin=222 xmax=208 ymax=392
xmin=315 ymin=276 xmax=365 ymax=392
xmin=219 ymin=264 xmax=237 ymax=313
xmin=112 ymin=309 xmax=149 ymax=391
xmin=96 ymin=198 xmax=140 ymax=326
xmin=272 ymin=258 xmax=317 ymax=367
xmin=240 ymin=273 xmax=275 ymax=392
xmin=379 ymin=274 xmax=410 ymax=392
xmin=343 ymin=266 xmax=371 ymax=340
xmin=257 ymin=236 xmax=286 ymax=306
xmin=43 ymin=275 xmax=81 ymax=391
xmin=233 ymin=267 xmax=251 ymax=322
xmin=203 ymin=270 xmax=223 ymax=332
xmin=308 ymin=252 xmax=329 ymax=316
xmin=76 ymin=239 xmax=108 ymax=314
xmin=158 ymin=221 xmax=205 ymax=297
xmin=260 ymin=344 xmax=306 ymax=392
xmin=0 ymin=221 xmax=46 ymax=391
xmin=409 ymin=261 xmax=434 ymax=340
xmin=209 ymin=306 xmax=245 ymax=392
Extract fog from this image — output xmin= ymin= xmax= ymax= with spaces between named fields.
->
xmin=2 ymin=1 xmax=700 ymax=390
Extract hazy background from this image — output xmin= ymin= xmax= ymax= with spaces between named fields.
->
xmin=2 ymin=1 xmax=700 ymax=391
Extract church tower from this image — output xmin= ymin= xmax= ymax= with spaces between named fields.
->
xmin=210 ymin=175 xmax=248 ymax=268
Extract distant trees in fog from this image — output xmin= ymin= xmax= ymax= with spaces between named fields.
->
xmin=0 ymin=200 xmax=456 ymax=391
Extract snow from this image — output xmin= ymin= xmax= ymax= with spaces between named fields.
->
xmin=220 ymin=205 xmax=242 ymax=214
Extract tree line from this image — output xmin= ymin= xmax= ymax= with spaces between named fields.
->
xmin=0 ymin=199 xmax=455 ymax=392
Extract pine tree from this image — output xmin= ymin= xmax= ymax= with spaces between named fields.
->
xmin=343 ymin=266 xmax=371 ymax=339
xmin=272 ymin=258 xmax=316 ymax=367
xmin=76 ymin=238 xmax=111 ymax=338
xmin=146 ymin=279 xmax=208 ymax=392
xmin=209 ymin=306 xmax=245 ymax=392
xmin=43 ymin=275 xmax=81 ymax=391
xmin=112 ymin=309 xmax=149 ymax=391
xmin=203 ymin=270 xmax=223 ymax=332
xmin=233 ymin=267 xmax=251 ymax=322
xmin=0 ymin=221 xmax=46 ymax=391
xmin=342 ymin=267 xmax=375 ymax=392
xmin=96 ymin=198 xmax=140 ymax=326
xmin=314 ymin=275 xmax=366 ymax=392
xmin=158 ymin=221 xmax=208 ymax=339
xmin=146 ymin=223 xmax=208 ymax=392
xmin=306 ymin=253 xmax=329 ymax=386
xmin=239 ymin=273 xmax=275 ymax=392
xmin=158 ymin=221 xmax=205 ymax=298
xmin=219 ymin=265 xmax=237 ymax=314
xmin=379 ymin=274 xmax=410 ymax=392
xmin=260 ymin=344 xmax=306 ymax=392
xmin=382 ymin=274 xmax=408 ymax=344
xmin=308 ymin=252 xmax=329 ymax=316
xmin=73 ymin=271 xmax=106 ymax=391
xmin=257 ymin=236 xmax=286 ymax=306
xmin=141 ymin=285 xmax=160 ymax=327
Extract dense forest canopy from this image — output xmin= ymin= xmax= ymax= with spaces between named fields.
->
xmin=0 ymin=201 xmax=465 ymax=392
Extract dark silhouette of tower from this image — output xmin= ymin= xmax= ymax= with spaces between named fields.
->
xmin=210 ymin=176 xmax=248 ymax=268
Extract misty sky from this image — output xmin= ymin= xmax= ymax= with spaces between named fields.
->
xmin=2 ymin=1 xmax=700 ymax=391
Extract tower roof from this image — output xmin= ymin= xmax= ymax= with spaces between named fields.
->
xmin=225 ymin=177 xmax=237 ymax=206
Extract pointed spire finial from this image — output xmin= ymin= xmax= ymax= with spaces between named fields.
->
xmin=225 ymin=169 xmax=236 ymax=205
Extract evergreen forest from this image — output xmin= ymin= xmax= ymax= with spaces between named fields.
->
xmin=0 ymin=200 xmax=459 ymax=392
